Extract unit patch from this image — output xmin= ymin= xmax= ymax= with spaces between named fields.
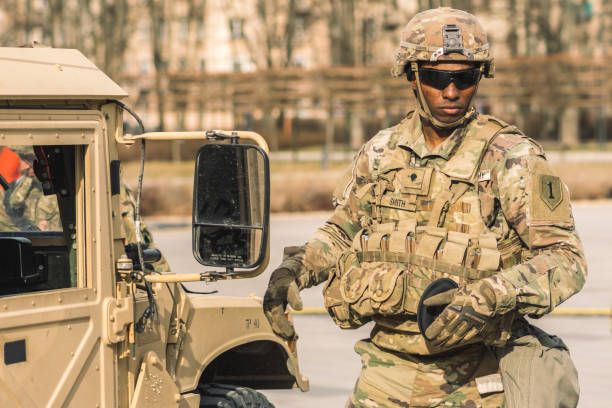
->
xmin=539 ymin=174 xmax=562 ymax=210
xmin=529 ymin=159 xmax=573 ymax=225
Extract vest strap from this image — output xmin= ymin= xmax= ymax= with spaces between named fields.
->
xmin=357 ymin=251 xmax=495 ymax=280
xmin=427 ymin=190 xmax=453 ymax=227
xmin=498 ymin=233 xmax=524 ymax=268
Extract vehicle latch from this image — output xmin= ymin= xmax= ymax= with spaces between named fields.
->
xmin=104 ymin=297 xmax=134 ymax=344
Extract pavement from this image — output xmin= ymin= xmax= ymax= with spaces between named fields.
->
xmin=151 ymin=201 xmax=612 ymax=407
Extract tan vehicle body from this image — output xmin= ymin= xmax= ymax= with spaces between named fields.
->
xmin=0 ymin=47 xmax=307 ymax=407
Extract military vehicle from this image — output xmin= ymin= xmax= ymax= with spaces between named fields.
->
xmin=0 ymin=46 xmax=308 ymax=407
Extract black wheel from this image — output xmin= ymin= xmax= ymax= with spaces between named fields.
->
xmin=198 ymin=383 xmax=275 ymax=408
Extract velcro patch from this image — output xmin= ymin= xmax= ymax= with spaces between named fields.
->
xmin=379 ymin=195 xmax=416 ymax=211
xmin=539 ymin=175 xmax=562 ymax=210
xmin=478 ymin=169 xmax=491 ymax=182
xmin=529 ymin=160 xmax=572 ymax=225
xmin=475 ymin=374 xmax=504 ymax=395
xmin=397 ymin=167 xmax=433 ymax=196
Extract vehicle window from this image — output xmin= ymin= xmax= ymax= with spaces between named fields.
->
xmin=0 ymin=145 xmax=80 ymax=296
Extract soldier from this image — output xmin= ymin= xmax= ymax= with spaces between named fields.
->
xmin=263 ymin=7 xmax=585 ymax=408
xmin=0 ymin=146 xmax=60 ymax=231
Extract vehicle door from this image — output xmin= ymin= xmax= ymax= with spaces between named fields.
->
xmin=0 ymin=110 xmax=118 ymax=407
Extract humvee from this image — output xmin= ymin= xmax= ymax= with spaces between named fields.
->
xmin=0 ymin=47 xmax=308 ymax=407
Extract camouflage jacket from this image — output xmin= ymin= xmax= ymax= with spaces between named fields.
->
xmin=0 ymin=175 xmax=61 ymax=231
xmin=280 ymin=112 xmax=587 ymax=353
xmin=120 ymin=178 xmax=171 ymax=273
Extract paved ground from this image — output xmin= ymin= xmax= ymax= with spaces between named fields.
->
xmin=152 ymin=201 xmax=612 ymax=407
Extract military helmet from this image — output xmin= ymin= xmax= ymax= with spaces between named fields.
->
xmin=391 ymin=7 xmax=494 ymax=78
xmin=11 ymin=145 xmax=36 ymax=162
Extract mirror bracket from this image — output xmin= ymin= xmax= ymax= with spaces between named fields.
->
xmin=205 ymin=130 xmax=239 ymax=145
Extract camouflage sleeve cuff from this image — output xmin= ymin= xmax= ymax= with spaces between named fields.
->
xmin=483 ymin=275 xmax=517 ymax=316
xmin=277 ymin=258 xmax=308 ymax=287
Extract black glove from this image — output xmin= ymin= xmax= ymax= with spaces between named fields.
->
xmin=263 ymin=268 xmax=303 ymax=340
xmin=423 ymin=279 xmax=497 ymax=348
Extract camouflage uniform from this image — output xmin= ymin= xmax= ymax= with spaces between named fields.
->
xmin=266 ymin=8 xmax=585 ymax=408
xmin=120 ymin=178 xmax=171 ymax=273
xmin=275 ymin=110 xmax=585 ymax=406
xmin=1 ymin=175 xmax=61 ymax=231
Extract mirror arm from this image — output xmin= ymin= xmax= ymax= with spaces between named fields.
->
xmin=142 ymin=240 xmax=269 ymax=284
xmin=118 ymin=130 xmax=269 ymax=154
xmin=143 ymin=271 xmax=238 ymax=283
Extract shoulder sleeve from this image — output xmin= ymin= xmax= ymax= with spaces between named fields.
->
xmin=484 ymin=134 xmax=587 ymax=317
xmin=494 ymin=135 xmax=574 ymax=247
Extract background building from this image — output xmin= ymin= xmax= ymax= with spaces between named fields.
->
xmin=0 ymin=0 xmax=610 ymax=154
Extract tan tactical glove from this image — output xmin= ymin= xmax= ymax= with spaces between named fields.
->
xmin=423 ymin=279 xmax=498 ymax=348
xmin=263 ymin=268 xmax=303 ymax=340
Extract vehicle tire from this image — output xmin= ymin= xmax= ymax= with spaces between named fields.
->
xmin=198 ymin=383 xmax=275 ymax=408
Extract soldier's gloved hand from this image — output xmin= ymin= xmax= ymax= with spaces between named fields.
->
xmin=263 ymin=268 xmax=303 ymax=340
xmin=423 ymin=279 xmax=498 ymax=348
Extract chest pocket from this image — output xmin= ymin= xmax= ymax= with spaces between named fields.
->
xmin=373 ymin=167 xmax=433 ymax=223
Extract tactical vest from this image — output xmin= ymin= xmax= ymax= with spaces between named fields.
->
xmin=323 ymin=115 xmax=526 ymax=355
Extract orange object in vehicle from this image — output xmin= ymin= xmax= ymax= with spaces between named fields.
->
xmin=0 ymin=147 xmax=22 ymax=184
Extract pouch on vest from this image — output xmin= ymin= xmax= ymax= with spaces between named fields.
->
xmin=322 ymin=263 xmax=370 ymax=329
xmin=336 ymin=251 xmax=407 ymax=319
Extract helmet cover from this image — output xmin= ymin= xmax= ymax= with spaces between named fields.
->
xmin=391 ymin=7 xmax=493 ymax=78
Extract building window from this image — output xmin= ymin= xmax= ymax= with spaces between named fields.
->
xmin=295 ymin=16 xmax=306 ymax=42
xmin=361 ymin=18 xmax=375 ymax=65
xmin=179 ymin=19 xmax=189 ymax=41
xmin=197 ymin=20 xmax=205 ymax=41
xmin=139 ymin=20 xmax=150 ymax=42
xmin=233 ymin=60 xmax=241 ymax=72
xmin=140 ymin=60 xmax=151 ymax=75
xmin=200 ymin=59 xmax=206 ymax=72
xmin=229 ymin=18 xmax=244 ymax=39
xmin=179 ymin=57 xmax=187 ymax=71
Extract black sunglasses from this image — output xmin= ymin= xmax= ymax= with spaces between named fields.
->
xmin=412 ymin=68 xmax=481 ymax=90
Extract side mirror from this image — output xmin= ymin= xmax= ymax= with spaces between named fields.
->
xmin=192 ymin=143 xmax=270 ymax=273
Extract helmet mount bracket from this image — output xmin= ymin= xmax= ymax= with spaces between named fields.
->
xmin=430 ymin=24 xmax=474 ymax=61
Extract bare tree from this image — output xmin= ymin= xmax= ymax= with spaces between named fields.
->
xmin=0 ymin=0 xmax=134 ymax=80
xmin=252 ymin=0 xmax=300 ymax=69
xmin=185 ymin=0 xmax=207 ymax=70
xmin=147 ymin=0 xmax=168 ymax=131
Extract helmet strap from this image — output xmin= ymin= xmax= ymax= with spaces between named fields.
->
xmin=411 ymin=62 xmax=480 ymax=130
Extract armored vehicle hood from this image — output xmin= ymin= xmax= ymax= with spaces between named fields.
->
xmin=0 ymin=47 xmax=127 ymax=100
